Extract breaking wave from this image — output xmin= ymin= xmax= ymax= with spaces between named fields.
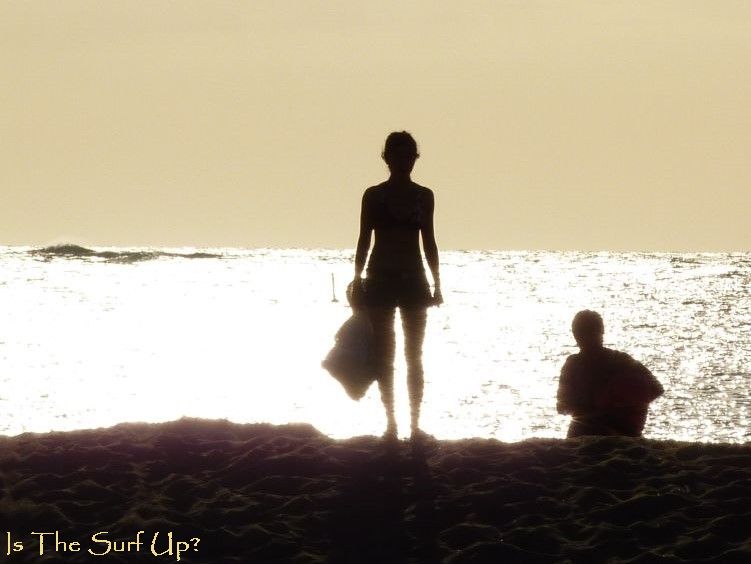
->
xmin=30 ymin=244 xmax=222 ymax=263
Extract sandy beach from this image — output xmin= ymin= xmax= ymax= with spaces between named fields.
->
xmin=1 ymin=418 xmax=749 ymax=563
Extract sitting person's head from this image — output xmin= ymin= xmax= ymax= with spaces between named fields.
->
xmin=572 ymin=310 xmax=604 ymax=352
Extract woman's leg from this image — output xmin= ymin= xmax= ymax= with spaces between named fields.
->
xmin=401 ymin=307 xmax=428 ymax=435
xmin=369 ymin=306 xmax=397 ymax=435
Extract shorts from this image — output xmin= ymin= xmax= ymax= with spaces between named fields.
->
xmin=364 ymin=269 xmax=433 ymax=309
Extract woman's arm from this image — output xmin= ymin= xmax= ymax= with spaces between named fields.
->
xmin=420 ymin=189 xmax=442 ymax=304
xmin=354 ymin=190 xmax=372 ymax=279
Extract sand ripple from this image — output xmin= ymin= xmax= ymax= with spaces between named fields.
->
xmin=1 ymin=418 xmax=750 ymax=563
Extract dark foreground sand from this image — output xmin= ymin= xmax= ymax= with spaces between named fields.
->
xmin=1 ymin=418 xmax=750 ymax=564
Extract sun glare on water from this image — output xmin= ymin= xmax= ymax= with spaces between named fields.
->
xmin=1 ymin=248 xmax=750 ymax=443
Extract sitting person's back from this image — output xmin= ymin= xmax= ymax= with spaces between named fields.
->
xmin=557 ymin=310 xmax=664 ymax=438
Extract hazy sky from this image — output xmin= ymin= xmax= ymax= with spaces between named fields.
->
xmin=2 ymin=1 xmax=749 ymax=251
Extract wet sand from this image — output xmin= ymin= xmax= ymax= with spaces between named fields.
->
xmin=1 ymin=418 xmax=750 ymax=563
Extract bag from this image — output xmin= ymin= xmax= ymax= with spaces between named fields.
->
xmin=322 ymin=311 xmax=377 ymax=400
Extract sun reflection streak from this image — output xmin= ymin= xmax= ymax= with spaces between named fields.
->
xmin=1 ymin=248 xmax=750 ymax=443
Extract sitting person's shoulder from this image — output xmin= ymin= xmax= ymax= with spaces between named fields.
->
xmin=560 ymin=352 xmax=584 ymax=380
xmin=562 ymin=352 xmax=582 ymax=368
xmin=603 ymin=347 xmax=639 ymax=366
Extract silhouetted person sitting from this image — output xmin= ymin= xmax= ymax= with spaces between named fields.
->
xmin=557 ymin=310 xmax=664 ymax=438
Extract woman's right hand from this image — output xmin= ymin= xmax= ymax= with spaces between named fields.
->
xmin=349 ymin=277 xmax=366 ymax=307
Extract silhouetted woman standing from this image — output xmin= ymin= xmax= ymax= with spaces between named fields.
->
xmin=353 ymin=131 xmax=442 ymax=440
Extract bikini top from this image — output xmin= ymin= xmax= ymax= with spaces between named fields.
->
xmin=373 ymin=189 xmax=424 ymax=230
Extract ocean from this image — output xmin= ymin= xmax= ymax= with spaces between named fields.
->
xmin=1 ymin=245 xmax=749 ymax=443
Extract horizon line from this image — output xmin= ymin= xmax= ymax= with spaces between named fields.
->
xmin=1 ymin=243 xmax=747 ymax=255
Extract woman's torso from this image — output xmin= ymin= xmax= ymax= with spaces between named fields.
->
xmin=366 ymin=182 xmax=427 ymax=273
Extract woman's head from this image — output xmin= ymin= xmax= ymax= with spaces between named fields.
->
xmin=382 ymin=131 xmax=419 ymax=175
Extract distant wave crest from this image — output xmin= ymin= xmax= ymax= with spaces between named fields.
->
xmin=34 ymin=244 xmax=96 ymax=257
xmin=30 ymin=244 xmax=222 ymax=263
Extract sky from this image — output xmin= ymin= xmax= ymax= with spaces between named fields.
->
xmin=1 ymin=1 xmax=749 ymax=251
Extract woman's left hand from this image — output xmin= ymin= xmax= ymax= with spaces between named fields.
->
xmin=432 ymin=287 xmax=444 ymax=306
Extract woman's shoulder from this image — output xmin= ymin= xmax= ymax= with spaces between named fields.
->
xmin=362 ymin=182 xmax=434 ymax=202
xmin=361 ymin=184 xmax=384 ymax=207
xmin=408 ymin=183 xmax=434 ymax=205
xmin=411 ymin=182 xmax=433 ymax=194
xmin=363 ymin=183 xmax=388 ymax=197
